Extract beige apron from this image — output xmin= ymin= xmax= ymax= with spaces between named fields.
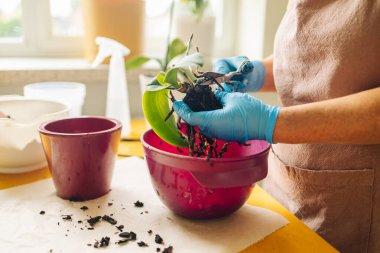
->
xmin=263 ymin=1 xmax=380 ymax=252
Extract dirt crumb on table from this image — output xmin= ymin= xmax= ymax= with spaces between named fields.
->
xmin=134 ymin=201 xmax=144 ymax=207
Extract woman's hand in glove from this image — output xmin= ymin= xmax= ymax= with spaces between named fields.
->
xmin=213 ymin=56 xmax=266 ymax=92
xmin=173 ymin=90 xmax=280 ymax=143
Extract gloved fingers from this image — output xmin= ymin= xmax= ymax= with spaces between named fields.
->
xmin=198 ymin=110 xmax=246 ymax=142
xmin=227 ymin=56 xmax=250 ymax=70
xmin=228 ymin=81 xmax=247 ymax=92
xmin=213 ymin=82 xmax=232 ymax=92
xmin=223 ymin=60 xmax=266 ymax=93
xmin=227 ymin=60 xmax=254 ymax=84
xmin=248 ymin=60 xmax=266 ymax=92
xmin=194 ymin=110 xmax=227 ymax=139
xmin=214 ymin=90 xmax=230 ymax=106
xmin=223 ymin=56 xmax=250 ymax=72
xmin=173 ymin=101 xmax=205 ymax=126
xmin=230 ymin=62 xmax=254 ymax=83
xmin=214 ymin=80 xmax=248 ymax=93
xmin=239 ymin=60 xmax=254 ymax=74
xmin=213 ymin=59 xmax=233 ymax=74
xmin=221 ymin=83 xmax=232 ymax=92
xmin=213 ymin=56 xmax=250 ymax=74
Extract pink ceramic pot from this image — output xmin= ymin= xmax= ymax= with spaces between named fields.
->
xmin=38 ymin=117 xmax=121 ymax=201
xmin=141 ymin=127 xmax=270 ymax=219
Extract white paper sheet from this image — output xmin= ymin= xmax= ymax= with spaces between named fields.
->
xmin=0 ymin=157 xmax=288 ymax=253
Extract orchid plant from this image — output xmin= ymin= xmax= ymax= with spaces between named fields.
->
xmin=141 ymin=35 xmax=205 ymax=148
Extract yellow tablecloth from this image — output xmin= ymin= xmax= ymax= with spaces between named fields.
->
xmin=0 ymin=119 xmax=338 ymax=253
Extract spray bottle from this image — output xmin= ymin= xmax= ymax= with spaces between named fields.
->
xmin=92 ymin=37 xmax=131 ymax=136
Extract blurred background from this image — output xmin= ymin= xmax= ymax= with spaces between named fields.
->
xmin=0 ymin=0 xmax=287 ymax=117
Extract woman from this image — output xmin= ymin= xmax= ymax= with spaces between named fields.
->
xmin=173 ymin=1 xmax=380 ymax=252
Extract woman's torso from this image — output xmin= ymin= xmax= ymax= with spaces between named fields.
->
xmin=266 ymin=0 xmax=380 ymax=252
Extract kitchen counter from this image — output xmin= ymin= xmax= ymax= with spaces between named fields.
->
xmin=0 ymin=119 xmax=338 ymax=253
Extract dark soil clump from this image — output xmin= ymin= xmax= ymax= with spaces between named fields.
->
xmin=182 ymin=85 xmax=222 ymax=112
xmin=94 ymin=237 xmax=110 ymax=248
xmin=102 ymin=215 xmax=117 ymax=225
xmin=134 ymin=201 xmax=144 ymax=207
xmin=119 ymin=231 xmax=137 ymax=241
xmin=137 ymin=241 xmax=148 ymax=247
xmin=163 ymin=246 xmax=174 ymax=253
xmin=116 ymin=225 xmax=124 ymax=232
xmin=180 ymin=85 xmax=228 ymax=158
xmin=87 ymin=216 xmax=102 ymax=226
xmin=61 ymin=215 xmax=72 ymax=221
xmin=155 ymin=234 xmax=164 ymax=244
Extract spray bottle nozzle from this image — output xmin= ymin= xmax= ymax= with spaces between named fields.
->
xmin=92 ymin=37 xmax=131 ymax=68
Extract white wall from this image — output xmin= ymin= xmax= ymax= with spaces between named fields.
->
xmin=234 ymin=0 xmax=287 ymax=106
xmin=235 ymin=0 xmax=287 ymax=59
xmin=235 ymin=0 xmax=267 ymax=59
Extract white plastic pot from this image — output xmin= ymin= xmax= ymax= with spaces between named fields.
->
xmin=0 ymin=97 xmax=69 ymax=173
xmin=24 ymin=82 xmax=86 ymax=117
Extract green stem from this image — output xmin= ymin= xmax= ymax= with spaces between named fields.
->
xmin=163 ymin=0 xmax=175 ymax=71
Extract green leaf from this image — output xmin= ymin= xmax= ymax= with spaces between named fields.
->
xmin=178 ymin=67 xmax=197 ymax=82
xmin=194 ymin=0 xmax=208 ymax=17
xmin=142 ymin=89 xmax=188 ymax=147
xmin=144 ymin=76 xmax=160 ymax=87
xmin=163 ymin=68 xmax=180 ymax=89
xmin=145 ymin=85 xmax=172 ymax=91
xmin=156 ymin=72 xmax=166 ymax=85
xmin=179 ymin=0 xmax=207 ymax=18
xmin=172 ymin=52 xmax=204 ymax=68
xmin=167 ymin=39 xmax=187 ymax=65
xmin=145 ymin=75 xmax=175 ymax=91
xmin=143 ymin=77 xmax=165 ymax=91
xmin=125 ymin=56 xmax=151 ymax=71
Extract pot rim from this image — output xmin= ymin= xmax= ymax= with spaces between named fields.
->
xmin=141 ymin=128 xmax=271 ymax=163
xmin=0 ymin=97 xmax=70 ymax=124
xmin=38 ymin=116 xmax=122 ymax=137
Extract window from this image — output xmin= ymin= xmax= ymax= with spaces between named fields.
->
xmin=0 ymin=0 xmax=83 ymax=57
xmin=0 ymin=0 xmax=22 ymax=39
xmin=0 ymin=0 xmax=235 ymax=58
xmin=50 ymin=0 xmax=83 ymax=37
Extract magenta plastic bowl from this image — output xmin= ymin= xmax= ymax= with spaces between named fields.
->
xmin=141 ymin=128 xmax=271 ymax=219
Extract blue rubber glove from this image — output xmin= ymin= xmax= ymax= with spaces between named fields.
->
xmin=213 ymin=56 xmax=266 ymax=92
xmin=173 ymin=91 xmax=280 ymax=143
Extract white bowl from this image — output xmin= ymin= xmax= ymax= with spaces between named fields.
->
xmin=0 ymin=97 xmax=70 ymax=173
